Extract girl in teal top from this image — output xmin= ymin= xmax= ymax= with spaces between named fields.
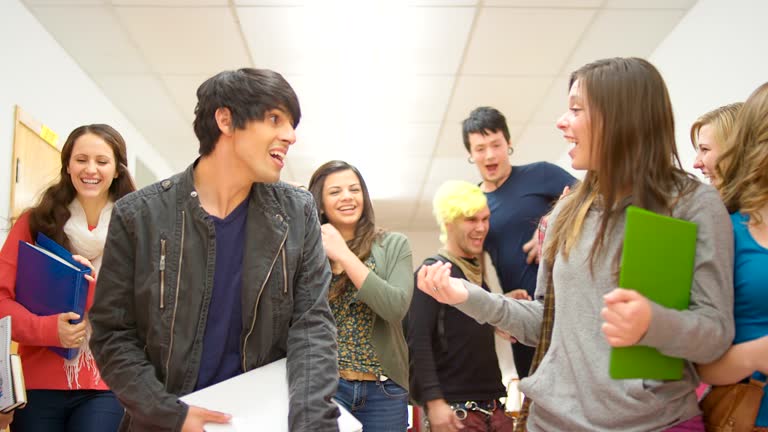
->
xmin=697 ymin=82 xmax=768 ymax=428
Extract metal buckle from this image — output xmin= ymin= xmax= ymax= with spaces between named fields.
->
xmin=453 ymin=407 xmax=468 ymax=420
xmin=465 ymin=401 xmax=493 ymax=416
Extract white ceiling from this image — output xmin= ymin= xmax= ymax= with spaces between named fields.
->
xmin=22 ymin=0 xmax=696 ymax=230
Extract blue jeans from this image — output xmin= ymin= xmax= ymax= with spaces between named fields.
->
xmin=335 ymin=378 xmax=409 ymax=432
xmin=12 ymin=390 xmax=123 ymax=432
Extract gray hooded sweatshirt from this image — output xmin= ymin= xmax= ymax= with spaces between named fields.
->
xmin=456 ymin=183 xmax=734 ymax=432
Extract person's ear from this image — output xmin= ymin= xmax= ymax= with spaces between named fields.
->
xmin=215 ymin=107 xmax=233 ymax=136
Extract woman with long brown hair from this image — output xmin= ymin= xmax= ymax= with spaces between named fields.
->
xmin=308 ymin=160 xmax=413 ymax=431
xmin=0 ymin=124 xmax=135 ymax=431
xmin=416 ymin=57 xmax=735 ymax=431
xmin=697 ymin=82 xmax=768 ymax=430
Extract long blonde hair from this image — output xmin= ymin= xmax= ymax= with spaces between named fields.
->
xmin=718 ymin=82 xmax=768 ymax=225
xmin=544 ymin=58 xmax=696 ymax=270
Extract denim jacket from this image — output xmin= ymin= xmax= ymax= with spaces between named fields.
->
xmin=89 ymin=163 xmax=340 ymax=432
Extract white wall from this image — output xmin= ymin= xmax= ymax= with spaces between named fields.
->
xmin=650 ymin=0 xmax=768 ymax=173
xmin=0 ymin=0 xmax=173 ymax=241
xmin=400 ymin=230 xmax=442 ymax=267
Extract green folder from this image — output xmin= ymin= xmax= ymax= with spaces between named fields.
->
xmin=609 ymin=205 xmax=697 ymax=380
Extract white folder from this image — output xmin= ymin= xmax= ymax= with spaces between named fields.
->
xmin=181 ymin=358 xmax=362 ymax=432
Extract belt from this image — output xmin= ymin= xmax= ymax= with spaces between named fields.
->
xmin=339 ymin=370 xmax=388 ymax=382
xmin=448 ymin=399 xmax=503 ymax=418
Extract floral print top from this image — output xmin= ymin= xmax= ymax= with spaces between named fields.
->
xmin=330 ymin=255 xmax=383 ymax=375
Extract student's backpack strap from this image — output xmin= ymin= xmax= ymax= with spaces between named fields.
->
xmin=423 ymin=254 xmax=452 ymax=353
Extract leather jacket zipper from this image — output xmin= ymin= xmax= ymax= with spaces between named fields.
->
xmin=242 ymin=216 xmax=288 ymax=371
xmin=282 ymin=248 xmax=288 ymax=295
xmin=164 ymin=210 xmax=185 ymax=388
xmin=159 ymin=238 xmax=166 ymax=310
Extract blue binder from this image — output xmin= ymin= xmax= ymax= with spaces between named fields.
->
xmin=15 ymin=233 xmax=91 ymax=360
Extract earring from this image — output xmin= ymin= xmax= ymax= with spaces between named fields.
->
xmin=508 ymin=147 xmax=514 ymax=155
xmin=467 ymin=156 xmax=475 ymax=164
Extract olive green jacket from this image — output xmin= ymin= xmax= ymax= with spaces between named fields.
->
xmin=356 ymin=231 xmax=414 ymax=390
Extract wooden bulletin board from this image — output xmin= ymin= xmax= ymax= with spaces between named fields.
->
xmin=9 ymin=106 xmax=62 ymax=223
xmin=5 ymin=107 xmax=61 ymax=375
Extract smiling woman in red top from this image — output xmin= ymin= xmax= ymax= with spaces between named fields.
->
xmin=0 ymin=124 xmax=135 ymax=432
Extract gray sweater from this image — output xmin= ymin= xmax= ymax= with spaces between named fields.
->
xmin=456 ymin=183 xmax=734 ymax=431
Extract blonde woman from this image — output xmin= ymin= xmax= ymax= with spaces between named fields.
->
xmin=690 ymin=102 xmax=742 ymax=185
xmin=697 ymin=82 xmax=768 ymax=430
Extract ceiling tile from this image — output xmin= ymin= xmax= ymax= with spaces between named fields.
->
xmin=94 ymin=74 xmax=197 ymax=169
xmin=530 ymin=76 xmax=569 ymax=124
xmin=116 ymin=6 xmax=250 ymax=74
xmin=409 ymin=0 xmax=477 ymax=5
xmin=111 ymin=0 xmax=227 ymax=4
xmin=234 ymin=0 xmax=304 ymax=4
xmin=288 ymin=155 xmax=429 ymax=200
xmin=483 ymin=0 xmax=601 ymax=6
xmin=23 ymin=0 xmax=104 ymax=4
xmin=564 ymin=9 xmax=687 ymax=72
xmin=462 ymin=7 xmax=595 ymax=75
xmin=236 ymin=6 xmax=305 ymax=74
xmin=445 ymin=76 xmax=553 ymax=123
xmin=26 ymin=5 xmax=148 ymax=74
xmin=405 ymin=76 xmax=457 ymax=123
xmin=603 ymin=0 xmax=697 ymax=9
xmin=513 ymin=123 xmax=570 ymax=165
xmin=421 ymin=156 xmax=481 ymax=199
xmin=161 ymin=74 xmax=209 ymax=122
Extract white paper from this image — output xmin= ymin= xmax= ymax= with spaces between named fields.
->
xmin=181 ymin=358 xmax=361 ymax=432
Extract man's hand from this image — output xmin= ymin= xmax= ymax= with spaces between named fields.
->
xmin=522 ymin=232 xmax=541 ymax=264
xmin=181 ymin=406 xmax=231 ymax=432
xmin=494 ymin=328 xmax=517 ymax=343
xmin=505 ymin=289 xmax=531 ymax=301
xmin=426 ymin=399 xmax=464 ymax=432
xmin=601 ymin=288 xmax=652 ymax=347
xmin=416 ymin=262 xmax=469 ymax=305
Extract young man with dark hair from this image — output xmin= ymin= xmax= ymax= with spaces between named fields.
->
xmin=408 ymin=181 xmax=513 ymax=432
xmin=89 ymin=68 xmax=340 ymax=432
xmin=461 ymin=106 xmax=575 ymax=378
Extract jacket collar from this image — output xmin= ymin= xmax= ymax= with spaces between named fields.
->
xmin=174 ymin=159 xmax=289 ymax=222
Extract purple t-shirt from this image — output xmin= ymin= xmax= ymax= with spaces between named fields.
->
xmin=195 ymin=198 xmax=248 ymax=390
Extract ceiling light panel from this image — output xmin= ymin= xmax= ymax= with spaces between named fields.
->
xmin=445 ymin=75 xmax=553 ymax=123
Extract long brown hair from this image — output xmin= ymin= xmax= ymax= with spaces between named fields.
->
xmin=718 ymin=82 xmax=768 ymax=224
xmin=544 ymin=58 xmax=697 ymax=270
xmin=27 ymin=124 xmax=136 ymax=249
xmin=308 ymin=160 xmax=384 ymax=300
